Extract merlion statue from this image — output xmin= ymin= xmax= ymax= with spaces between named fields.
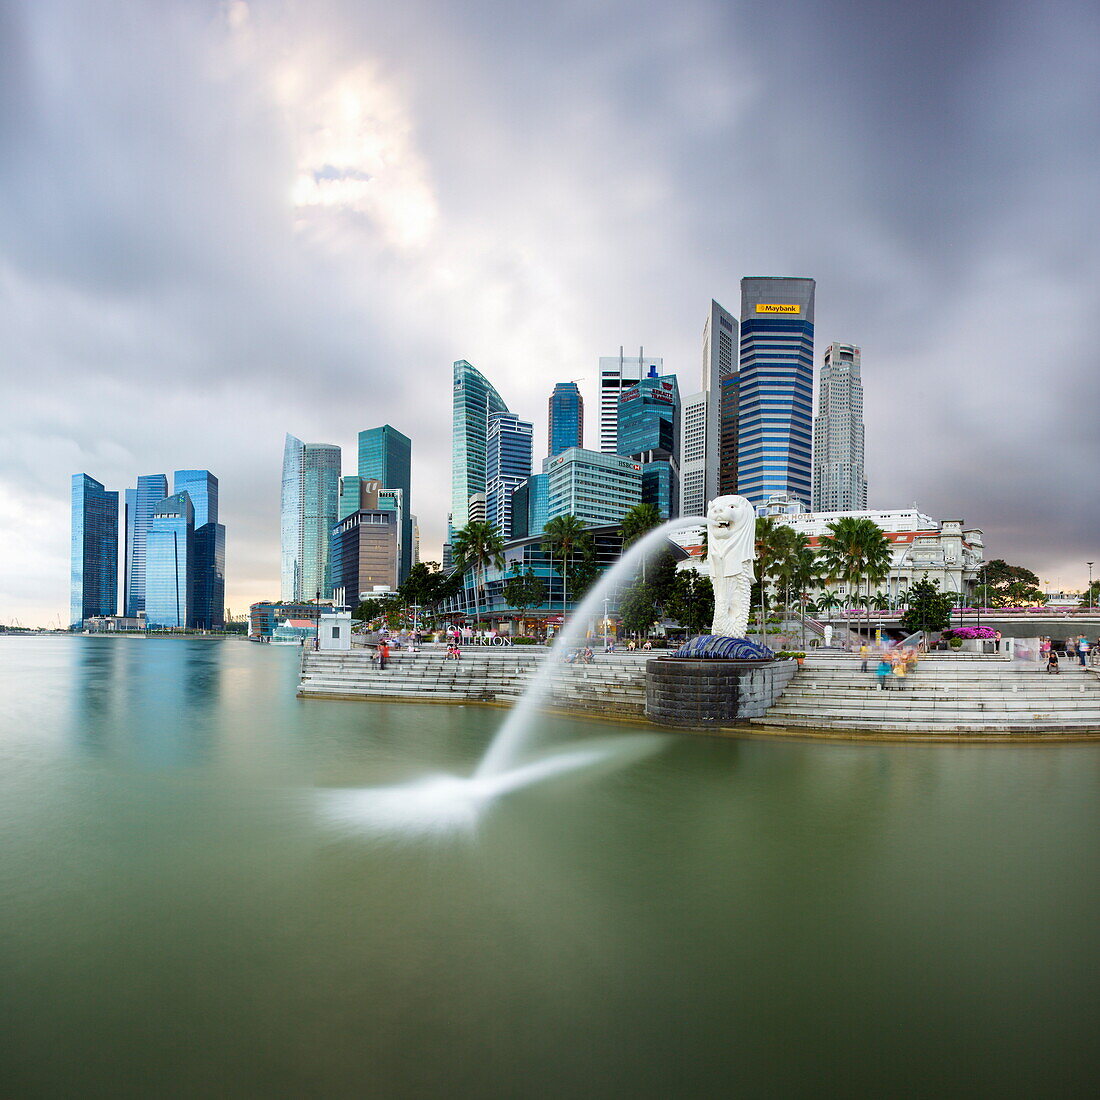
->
xmin=706 ymin=495 xmax=756 ymax=638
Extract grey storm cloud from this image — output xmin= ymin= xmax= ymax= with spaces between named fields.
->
xmin=2 ymin=0 xmax=1099 ymax=624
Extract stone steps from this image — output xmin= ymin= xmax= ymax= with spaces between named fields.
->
xmin=299 ymin=650 xmax=646 ymax=714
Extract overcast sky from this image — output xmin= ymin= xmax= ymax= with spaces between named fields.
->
xmin=2 ymin=0 xmax=1099 ymax=625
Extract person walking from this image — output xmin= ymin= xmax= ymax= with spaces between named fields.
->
xmin=859 ymin=643 xmax=869 ymax=672
xmin=378 ymin=640 xmax=389 ymax=670
xmin=1078 ymin=635 xmax=1090 ymax=667
xmin=875 ymin=657 xmax=891 ymax=689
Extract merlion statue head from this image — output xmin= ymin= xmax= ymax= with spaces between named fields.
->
xmin=706 ymin=495 xmax=756 ymax=576
xmin=707 ymin=495 xmax=754 ymax=545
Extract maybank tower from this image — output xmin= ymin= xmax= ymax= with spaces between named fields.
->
xmin=737 ymin=276 xmax=816 ymax=508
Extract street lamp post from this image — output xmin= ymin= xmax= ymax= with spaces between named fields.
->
xmin=603 ymin=596 xmax=610 ymax=652
xmin=1088 ymin=562 xmax=1094 ymax=612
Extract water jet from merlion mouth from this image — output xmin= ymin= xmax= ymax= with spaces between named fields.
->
xmin=475 ymin=516 xmax=705 ymax=778
xmin=316 ymin=517 xmax=703 ymax=832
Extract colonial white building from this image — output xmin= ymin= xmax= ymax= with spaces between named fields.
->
xmin=672 ymin=505 xmax=985 ymax=603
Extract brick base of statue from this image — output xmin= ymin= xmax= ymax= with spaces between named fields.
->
xmin=645 ymin=637 xmax=795 ymax=730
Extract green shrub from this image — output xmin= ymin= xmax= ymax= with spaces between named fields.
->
xmin=512 ymin=636 xmax=539 ymax=645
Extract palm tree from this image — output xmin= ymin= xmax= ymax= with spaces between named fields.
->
xmin=818 ymin=517 xmax=892 ymax=643
xmin=541 ymin=514 xmax=589 ymax=619
xmin=619 ymin=503 xmax=663 ymax=548
xmin=754 ymin=517 xmax=793 ymax=647
xmin=451 ymin=521 xmax=505 ymax=632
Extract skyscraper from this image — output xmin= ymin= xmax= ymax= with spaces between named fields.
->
xmin=331 ymin=478 xmax=400 ymax=605
xmin=145 ymin=492 xmax=194 ymax=629
xmin=451 ymin=359 xmax=509 ymax=534
xmin=281 ymin=434 xmax=341 ymax=601
xmin=173 ymin=470 xmax=218 ymax=527
xmin=357 ymin=425 xmax=413 ymax=583
xmin=737 ymin=277 xmax=816 ymax=507
xmin=813 ymin=343 xmax=867 ymax=511
xmin=548 ymin=382 xmax=583 ymax=457
xmin=485 ymin=411 xmax=533 ymax=539
xmin=510 ymin=474 xmax=549 ymax=540
xmin=618 ymin=369 xmax=680 ymax=519
xmin=689 ymin=299 xmax=738 ymax=513
xmin=718 ymin=374 xmax=739 ymax=497
xmin=71 ymin=474 xmax=119 ymax=628
xmin=124 ymin=473 xmax=168 ymax=618
xmin=174 ymin=470 xmax=224 ymax=628
xmin=599 ymin=349 xmax=663 ymax=454
xmin=679 ymin=392 xmax=708 ymax=518
xmin=544 ymin=448 xmax=641 ymax=526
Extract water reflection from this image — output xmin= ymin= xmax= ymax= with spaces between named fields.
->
xmin=70 ymin=638 xmax=223 ymax=768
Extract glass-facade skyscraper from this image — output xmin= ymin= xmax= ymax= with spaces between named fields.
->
xmin=485 ymin=411 xmax=533 ymax=539
xmin=124 ymin=473 xmax=168 ymax=618
xmin=70 ymin=474 xmax=119 ymax=628
xmin=145 ymin=492 xmax=194 ymax=629
xmin=281 ymin=434 xmax=341 ymax=601
xmin=548 ymin=382 xmax=583 ymax=457
xmin=599 ymin=349 xmax=663 ymax=454
xmin=358 ymin=425 xmax=412 ymax=584
xmin=451 ymin=360 xmax=509 ymax=535
xmin=618 ymin=370 xmax=681 ymax=519
xmin=737 ymin=277 xmax=816 ymax=507
xmin=173 ymin=469 xmax=224 ymax=628
xmin=813 ymin=343 xmax=867 ymax=511
xmin=510 ymin=473 xmax=549 ymax=540
xmin=173 ymin=470 xmax=218 ymax=527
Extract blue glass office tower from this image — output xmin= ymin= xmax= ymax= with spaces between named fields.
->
xmin=548 ymin=382 xmax=583 ymax=457
xmin=358 ymin=425 xmax=412 ymax=584
xmin=71 ymin=474 xmax=119 ymax=628
xmin=485 ymin=412 xmax=533 ymax=539
xmin=281 ymin=435 xmax=341 ymax=601
xmin=124 ymin=473 xmax=168 ymax=618
xmin=173 ymin=470 xmax=224 ymax=628
xmin=510 ymin=473 xmax=549 ymax=540
xmin=145 ymin=492 xmax=194 ymax=629
xmin=737 ymin=277 xmax=816 ymax=507
xmin=451 ymin=360 xmax=509 ymax=535
xmin=173 ymin=470 xmax=218 ymax=527
xmin=617 ymin=369 xmax=680 ymax=519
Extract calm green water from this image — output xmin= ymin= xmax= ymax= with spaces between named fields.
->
xmin=2 ymin=636 xmax=1099 ymax=1097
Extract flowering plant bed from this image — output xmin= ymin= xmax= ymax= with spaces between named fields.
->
xmin=942 ymin=626 xmax=998 ymax=640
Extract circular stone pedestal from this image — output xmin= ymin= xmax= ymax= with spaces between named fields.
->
xmin=645 ymin=657 xmax=795 ymax=730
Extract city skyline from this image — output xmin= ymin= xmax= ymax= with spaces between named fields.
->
xmin=6 ymin=0 xmax=1100 ymax=625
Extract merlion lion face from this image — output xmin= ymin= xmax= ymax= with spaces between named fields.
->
xmin=707 ymin=495 xmax=752 ymax=542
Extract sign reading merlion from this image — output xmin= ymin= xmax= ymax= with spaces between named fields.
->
xmin=706 ymin=495 xmax=756 ymax=638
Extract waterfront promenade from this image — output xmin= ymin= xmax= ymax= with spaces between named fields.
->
xmin=299 ymin=646 xmax=1100 ymax=737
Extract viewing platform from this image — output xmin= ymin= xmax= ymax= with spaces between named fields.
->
xmin=298 ymin=646 xmax=1100 ymax=738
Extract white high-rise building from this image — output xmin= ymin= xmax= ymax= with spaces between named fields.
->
xmin=681 ymin=300 xmax=737 ymax=517
xmin=679 ymin=391 xmax=708 ymax=519
xmin=599 ymin=348 xmax=663 ymax=454
xmin=812 ymin=343 xmax=867 ymax=512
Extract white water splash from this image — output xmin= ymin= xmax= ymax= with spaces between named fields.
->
xmin=317 ymin=517 xmax=700 ymax=834
xmin=318 ymin=735 xmax=664 ymax=836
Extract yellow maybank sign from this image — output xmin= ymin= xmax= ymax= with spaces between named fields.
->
xmin=756 ymin=303 xmax=801 ymax=314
